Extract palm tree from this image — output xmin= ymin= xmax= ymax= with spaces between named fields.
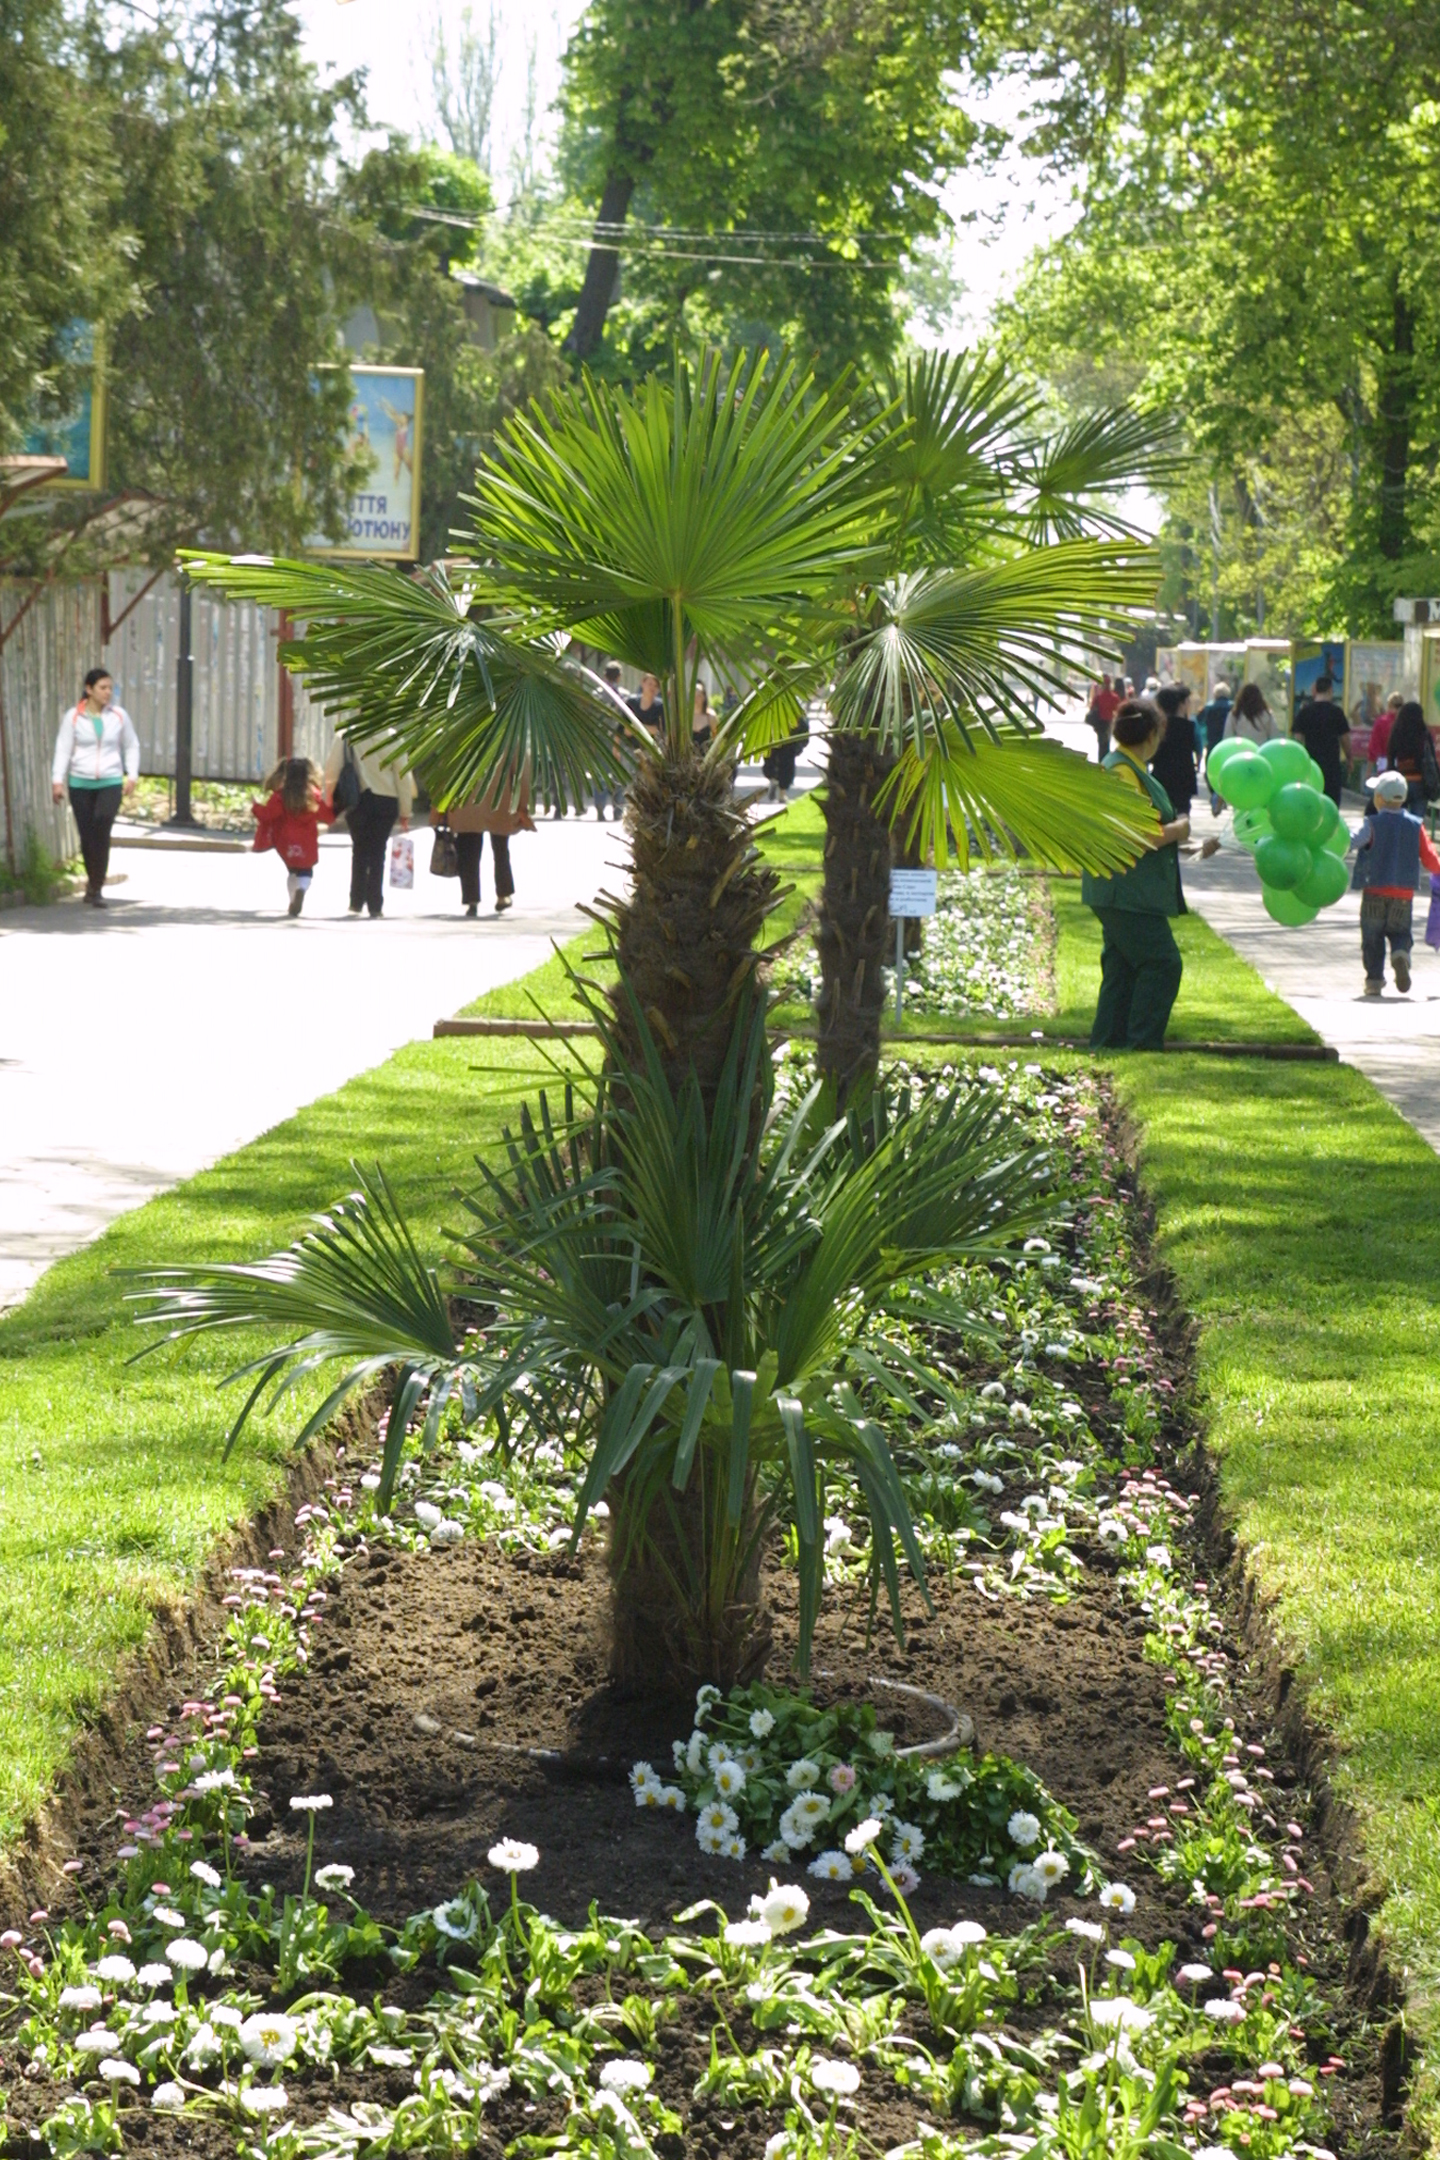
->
xmin=131 ymin=992 xmax=1058 ymax=1692
xmin=184 ymin=349 xmax=1162 ymax=1098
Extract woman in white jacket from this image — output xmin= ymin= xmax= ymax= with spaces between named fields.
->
xmin=51 ymin=667 xmax=141 ymax=906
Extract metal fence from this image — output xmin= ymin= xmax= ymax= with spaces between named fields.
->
xmin=0 ymin=572 xmax=339 ymax=868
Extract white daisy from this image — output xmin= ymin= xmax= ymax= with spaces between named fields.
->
xmin=598 ymin=2059 xmax=652 ymax=2094
xmin=844 ymin=1818 xmax=882 ymax=1857
xmin=1007 ymin=1810 xmax=1042 ymax=1849
xmin=1097 ymin=1882 xmax=1136 ymax=1915
xmin=723 ymin=1918 xmax=772 ymax=1947
xmin=99 ymin=2059 xmax=140 ymax=2085
xmin=58 ymin=1985 xmax=103 ymax=2013
xmin=811 ymin=2058 xmax=860 ymax=2097
xmin=657 ymin=1786 xmax=686 ymax=1812
xmin=94 ymin=1955 xmax=136 ymax=1984
xmin=785 ymin=1759 xmax=821 ymax=1790
xmin=1088 ymin=1997 xmax=1153 ymax=2034
xmin=239 ymin=2013 xmax=297 ymax=2068
xmin=432 ymin=1899 xmax=478 ymax=1941
xmin=890 ymin=1821 xmax=925 ymax=1865
xmin=487 ymin=1839 xmax=539 ymax=1874
xmin=288 ymin=1794 xmax=333 ymax=1813
xmin=760 ymin=1881 xmax=810 ymax=1934
xmin=808 ymin=1850 xmax=852 ymax=1882
xmin=1065 ymin=1918 xmax=1104 ymax=1943
xmin=749 ymin=1708 xmax=775 ymax=1739
xmin=165 ymin=1939 xmax=208 ymax=1973
xmin=240 ymin=2084 xmax=289 ymax=2114
xmin=1032 ymin=1848 xmax=1069 ymax=1886
xmin=713 ymin=1759 xmax=747 ymax=1801
xmin=151 ymin=2083 xmax=185 ymax=2112
xmin=315 ymin=1864 xmax=355 ymax=1892
xmin=696 ymin=1800 xmax=738 ymax=1837
xmin=189 ymin=1862 xmax=222 ymax=1890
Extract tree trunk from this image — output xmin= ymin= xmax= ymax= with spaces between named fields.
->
xmin=602 ymin=748 xmax=780 ymax=1108
xmin=815 ymin=732 xmax=896 ymax=1105
xmin=1377 ymin=278 xmax=1414 ymax=562
xmin=607 ymin=1460 xmax=772 ymax=1694
xmin=564 ymin=171 xmax=634 ymax=363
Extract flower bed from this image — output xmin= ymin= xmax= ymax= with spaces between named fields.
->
xmin=0 ymin=1060 xmax=1397 ymax=2159
xmin=772 ymin=867 xmax=1053 ymax=1021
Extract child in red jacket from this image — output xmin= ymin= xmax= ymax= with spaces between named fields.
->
xmin=252 ymin=758 xmax=334 ymax=916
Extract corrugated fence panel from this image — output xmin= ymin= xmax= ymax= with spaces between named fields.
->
xmin=0 ymin=579 xmax=102 ymax=866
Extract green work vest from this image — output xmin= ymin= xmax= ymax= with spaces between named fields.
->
xmin=1080 ymin=749 xmax=1186 ymax=918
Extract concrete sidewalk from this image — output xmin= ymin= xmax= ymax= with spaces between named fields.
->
xmin=0 ymin=815 xmax=623 ymax=1311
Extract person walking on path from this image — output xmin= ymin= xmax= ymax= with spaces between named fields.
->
xmin=431 ymin=766 xmax=534 ymax=918
xmin=592 ymin=663 xmax=631 ymax=821
xmin=50 ymin=667 xmax=140 ymax=907
xmin=251 ymin=757 xmax=334 ymax=916
xmin=1351 ymin=768 xmax=1440 ymax=996
xmin=1368 ymin=689 xmax=1406 ymax=769
xmin=323 ymin=729 xmax=414 ymax=918
xmin=1292 ymin=672 xmax=1352 ymax=805
xmin=1086 ymin=674 xmax=1121 ymax=760
xmin=1382 ymin=700 xmax=1439 ymax=816
xmin=1081 ymin=699 xmax=1194 ymax=1051
xmin=1195 ymin=679 xmax=1232 ymax=771
xmin=1150 ymin=683 xmax=1199 ymax=817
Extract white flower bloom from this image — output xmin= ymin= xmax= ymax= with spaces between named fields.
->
xmin=761 ymin=1840 xmax=791 ymax=1864
xmin=811 ymin=2058 xmax=860 ymax=2097
xmin=695 ymin=1684 xmax=721 ymax=1715
xmin=1065 ymin=1918 xmax=1104 ymax=1944
xmin=890 ymin=1821 xmax=925 ymax=1865
xmin=980 ymin=1381 xmax=1007 ymax=1400
xmin=94 ymin=1955 xmax=136 ymax=1984
xmin=1177 ymin=1962 xmax=1214 ymax=1984
xmin=369 ymin=2044 xmax=414 ymax=2068
xmin=1203 ymin=1998 xmax=1247 ymax=2023
xmin=926 ymin=1773 xmax=960 ymax=1802
xmin=657 ymin=1786 xmax=686 ymax=1812
xmin=1008 ymin=1863 xmax=1048 ymax=1903
xmin=785 ymin=1758 xmax=821 ymax=1790
xmin=151 ymin=1906 xmax=185 ymax=1931
xmin=1105 ymin=1948 xmax=1136 ymax=1971
xmin=430 ymin=1520 xmax=464 ymax=1548
xmin=241 ymin=2084 xmax=289 ymax=2114
xmin=315 ymin=1864 xmax=355 ymax=1892
xmin=289 ymin=1795 xmax=333 ymax=1814
xmin=686 ymin=1732 xmax=706 ymax=1776
xmin=790 ymin=1791 xmax=828 ymax=1825
xmin=705 ymin=1740 xmax=734 ymax=1774
xmin=487 ymin=1839 xmax=539 ymax=1874
xmin=599 ymin=2058 xmax=653 ymax=2094
xmin=671 ymin=1739 xmax=687 ymax=1770
xmin=99 ymin=2059 xmax=141 ymax=2085
xmin=165 ymin=1939 xmax=208 ymax=1973
xmin=723 ymin=1918 xmax=772 ymax=1947
xmin=59 ymin=1986 xmax=103 ymax=2013
xmin=749 ymin=1708 xmax=775 ymax=1739
xmin=808 ymin=1850 xmax=852 ymax=1882
xmin=151 ymin=2083 xmax=185 ymax=2112
xmin=239 ymin=2013 xmax=298 ymax=2067
xmin=951 ymin=1920 xmax=988 ymax=1945
xmin=414 ymin=1501 xmax=442 ymax=1528
xmin=185 ymin=2025 xmax=220 ymax=2063
xmin=1098 ymin=1881 xmax=1136 ymax=1915
xmin=1032 ymin=1849 xmax=1069 ymax=1886
xmin=1088 ymin=1997 xmax=1153 ymax=2034
xmin=192 ymin=1769 xmax=237 ymax=1795
xmin=713 ymin=1759 xmax=747 ymax=1801
xmin=844 ymin=1818 xmax=883 ymax=1857
xmin=721 ymin=1832 xmax=746 ymax=1860
xmin=211 ymin=2006 xmax=244 ymax=2031
xmin=189 ymin=1861 xmax=222 ymax=1890
xmin=432 ymin=1899 xmax=478 ymax=1940
xmin=761 ymin=1881 xmax=810 ymax=1935
xmin=696 ymin=1821 xmax=728 ymax=1855
xmin=630 ymin=1761 xmax=661 ymax=1799
xmin=74 ymin=2030 xmax=122 ymax=2055
xmin=696 ymin=1800 xmax=739 ymax=1837
xmin=777 ymin=1802 xmax=816 ymax=1850
xmin=921 ymin=1927 xmax=966 ymax=1968
xmin=141 ymin=2001 xmax=176 ymax=2027
xmin=1007 ymin=1810 xmax=1041 ymax=1849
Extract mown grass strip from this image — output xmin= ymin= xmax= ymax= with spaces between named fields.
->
xmin=0 ymin=944 xmax=599 ymax=1842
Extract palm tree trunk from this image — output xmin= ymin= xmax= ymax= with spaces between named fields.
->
xmin=815 ymin=732 xmax=895 ymax=1104
xmin=603 ymin=748 xmax=780 ymax=1107
xmin=607 ymin=1461 xmax=772 ymax=1694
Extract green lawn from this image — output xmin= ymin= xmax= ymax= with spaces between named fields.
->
xmin=0 ymin=948 xmax=598 ymax=1840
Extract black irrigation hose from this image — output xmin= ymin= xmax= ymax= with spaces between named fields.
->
xmin=453 ymin=1676 xmax=970 ymax=1784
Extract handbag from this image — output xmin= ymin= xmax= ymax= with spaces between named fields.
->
xmin=430 ymin=824 xmax=459 ymax=878
xmin=1422 ymin=728 xmax=1440 ymax=803
xmin=332 ymin=737 xmax=362 ymax=817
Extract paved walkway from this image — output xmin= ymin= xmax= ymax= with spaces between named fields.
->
xmin=0 ymin=815 xmax=622 ymax=1310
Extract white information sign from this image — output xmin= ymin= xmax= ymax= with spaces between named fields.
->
xmin=889 ymin=868 xmax=938 ymax=918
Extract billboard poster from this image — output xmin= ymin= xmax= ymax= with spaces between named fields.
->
xmin=21 ymin=322 xmax=106 ymax=489
xmin=1292 ymin=639 xmax=1346 ymax=707
xmin=1344 ymin=640 xmax=1406 ymax=728
xmin=307 ymin=366 xmax=424 ymax=559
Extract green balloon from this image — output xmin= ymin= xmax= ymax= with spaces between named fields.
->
xmin=1263 ymin=883 xmax=1320 ymax=927
xmin=1323 ymin=820 xmax=1352 ymax=857
xmin=1232 ymin=806 xmax=1274 ymax=852
xmin=1222 ymin=753 xmax=1278 ymax=810
xmin=1311 ymin=793 xmax=1341 ymax=845
xmin=1206 ymin=737 xmax=1244 ymax=777
xmin=1294 ymin=849 xmax=1351 ymax=907
xmin=1255 ymin=834 xmax=1314 ymax=889
xmin=1269 ymin=782 xmax=1328 ymax=843
xmin=1258 ymin=737 xmax=1313 ymax=786
xmin=1307 ymin=757 xmax=1327 ymax=792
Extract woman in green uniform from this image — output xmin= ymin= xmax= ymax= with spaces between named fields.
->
xmin=1081 ymin=699 xmax=1192 ymax=1050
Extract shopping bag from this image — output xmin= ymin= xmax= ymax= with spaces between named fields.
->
xmin=388 ymin=832 xmax=415 ymax=889
xmin=430 ymin=826 xmax=459 ymax=878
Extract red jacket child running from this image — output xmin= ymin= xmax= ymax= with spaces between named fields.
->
xmin=252 ymin=757 xmax=335 ymax=916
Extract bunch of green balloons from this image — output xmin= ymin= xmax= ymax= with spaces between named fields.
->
xmin=1205 ymin=735 xmax=1350 ymax=925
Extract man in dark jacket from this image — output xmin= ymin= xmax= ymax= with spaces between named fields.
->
xmin=1149 ymin=684 xmax=1199 ymax=817
xmin=1292 ymin=674 xmax=1352 ymax=805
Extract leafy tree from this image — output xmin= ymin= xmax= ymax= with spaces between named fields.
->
xmin=983 ymin=0 xmax=1440 ymax=633
xmin=557 ymin=0 xmax=978 ymax=375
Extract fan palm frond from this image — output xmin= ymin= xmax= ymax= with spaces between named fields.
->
xmin=179 ymin=553 xmax=636 ymax=812
xmin=1008 ymin=405 xmax=1188 ymax=543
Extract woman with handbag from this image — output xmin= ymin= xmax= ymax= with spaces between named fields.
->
xmin=323 ymin=728 xmax=414 ymax=917
xmin=431 ymin=763 xmax=535 ymax=918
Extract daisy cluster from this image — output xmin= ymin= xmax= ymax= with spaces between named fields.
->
xmin=631 ymin=1679 xmax=1095 ymax=1897
xmin=770 ymin=866 xmax=1047 ymax=1021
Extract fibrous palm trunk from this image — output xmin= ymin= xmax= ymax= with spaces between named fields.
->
xmin=608 ymin=1461 xmax=772 ymax=1695
xmin=601 ymin=748 xmax=780 ymax=1107
xmin=815 ymin=732 xmax=896 ymax=1105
